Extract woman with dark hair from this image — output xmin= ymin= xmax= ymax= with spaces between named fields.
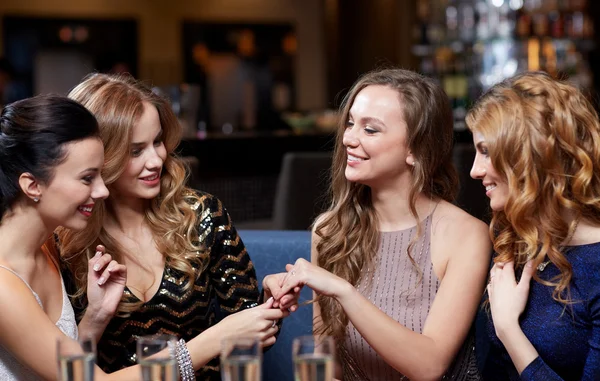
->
xmin=469 ymin=72 xmax=600 ymax=380
xmin=275 ymin=68 xmax=491 ymax=380
xmin=59 ymin=73 xmax=297 ymax=380
xmin=0 ymin=95 xmax=126 ymax=380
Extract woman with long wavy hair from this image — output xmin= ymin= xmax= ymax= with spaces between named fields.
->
xmin=275 ymin=68 xmax=491 ymax=380
xmin=469 ymin=71 xmax=600 ymax=380
xmin=58 ymin=74 xmax=297 ymax=380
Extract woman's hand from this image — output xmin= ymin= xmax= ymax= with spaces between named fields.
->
xmin=274 ymin=258 xmax=350 ymax=301
xmin=263 ymin=272 xmax=301 ymax=311
xmin=218 ymin=297 xmax=289 ymax=347
xmin=78 ymin=245 xmax=127 ymax=341
xmin=488 ymin=260 xmax=534 ymax=339
xmin=86 ymin=245 xmax=127 ymax=322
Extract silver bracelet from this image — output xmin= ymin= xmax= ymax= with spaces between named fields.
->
xmin=176 ymin=338 xmax=195 ymax=381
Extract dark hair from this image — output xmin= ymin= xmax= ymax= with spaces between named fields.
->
xmin=0 ymin=94 xmax=100 ymax=218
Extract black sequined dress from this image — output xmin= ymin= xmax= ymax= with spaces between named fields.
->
xmin=68 ymin=192 xmax=261 ymax=380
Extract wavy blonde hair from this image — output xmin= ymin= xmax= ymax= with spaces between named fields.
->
xmin=315 ymin=69 xmax=458 ymax=341
xmin=58 ymin=74 xmax=206 ymax=315
xmin=466 ymin=71 xmax=600 ymax=304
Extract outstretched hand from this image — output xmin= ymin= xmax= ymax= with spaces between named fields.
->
xmin=274 ymin=258 xmax=348 ymax=301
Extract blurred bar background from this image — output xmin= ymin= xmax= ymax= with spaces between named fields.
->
xmin=0 ymin=0 xmax=597 ymax=229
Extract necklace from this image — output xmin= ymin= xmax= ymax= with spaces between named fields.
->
xmin=537 ymin=217 xmax=580 ymax=272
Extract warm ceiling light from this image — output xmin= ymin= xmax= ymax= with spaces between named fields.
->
xmin=282 ymin=34 xmax=297 ymax=55
xmin=74 ymin=26 xmax=89 ymax=42
xmin=58 ymin=26 xmax=73 ymax=42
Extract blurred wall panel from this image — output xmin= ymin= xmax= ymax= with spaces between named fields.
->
xmin=324 ymin=0 xmax=417 ymax=105
xmin=34 ymin=50 xmax=93 ymax=95
xmin=3 ymin=16 xmax=138 ymax=98
xmin=0 ymin=0 xmax=327 ymax=110
xmin=207 ymin=54 xmax=244 ymax=130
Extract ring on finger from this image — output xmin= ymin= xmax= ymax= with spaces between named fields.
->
xmin=271 ymin=320 xmax=277 ymax=328
xmin=291 ymin=270 xmax=296 ymax=276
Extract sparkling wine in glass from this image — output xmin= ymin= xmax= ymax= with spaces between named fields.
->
xmin=136 ymin=334 xmax=178 ymax=381
xmin=56 ymin=336 xmax=96 ymax=381
xmin=293 ymin=336 xmax=335 ymax=381
xmin=220 ymin=337 xmax=262 ymax=381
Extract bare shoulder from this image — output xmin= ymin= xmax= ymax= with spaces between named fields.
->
xmin=311 ymin=211 xmax=334 ymax=262
xmin=432 ymin=201 xmax=488 ymax=237
xmin=0 ymin=266 xmax=73 ymax=380
xmin=431 ymin=201 xmax=491 ymax=261
xmin=0 ymin=268 xmax=42 ymax=324
xmin=312 ymin=211 xmax=333 ymax=233
xmin=0 ymin=267 xmax=37 ymax=300
xmin=311 ymin=211 xmax=335 ymax=241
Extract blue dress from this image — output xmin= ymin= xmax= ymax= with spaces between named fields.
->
xmin=476 ymin=242 xmax=600 ymax=380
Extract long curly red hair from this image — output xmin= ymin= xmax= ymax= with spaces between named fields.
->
xmin=466 ymin=71 xmax=600 ymax=304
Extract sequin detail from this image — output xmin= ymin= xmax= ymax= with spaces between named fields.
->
xmin=69 ymin=192 xmax=260 ymax=380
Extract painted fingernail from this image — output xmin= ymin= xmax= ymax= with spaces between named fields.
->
xmin=93 ymin=264 xmax=101 ymax=271
xmin=97 ymin=277 xmax=105 ymax=285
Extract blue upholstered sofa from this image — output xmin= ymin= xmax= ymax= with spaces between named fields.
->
xmin=238 ymin=230 xmax=313 ymax=381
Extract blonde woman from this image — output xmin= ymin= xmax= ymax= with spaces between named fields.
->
xmin=275 ymin=69 xmax=491 ymax=380
xmin=59 ymin=74 xmax=296 ymax=380
xmin=469 ymin=72 xmax=600 ymax=380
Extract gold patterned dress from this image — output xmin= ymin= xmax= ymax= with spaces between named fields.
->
xmin=66 ymin=192 xmax=261 ymax=380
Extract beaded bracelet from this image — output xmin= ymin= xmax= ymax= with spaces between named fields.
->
xmin=176 ymin=338 xmax=195 ymax=381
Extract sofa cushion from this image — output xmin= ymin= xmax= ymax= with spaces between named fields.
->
xmin=239 ymin=230 xmax=314 ymax=381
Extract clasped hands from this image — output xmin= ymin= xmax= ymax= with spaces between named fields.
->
xmin=265 ymin=258 xmax=350 ymax=309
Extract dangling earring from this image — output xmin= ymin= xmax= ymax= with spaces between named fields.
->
xmin=33 ymin=197 xmax=39 ymax=203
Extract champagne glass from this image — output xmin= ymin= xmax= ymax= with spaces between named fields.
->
xmin=220 ymin=336 xmax=262 ymax=381
xmin=56 ymin=335 xmax=96 ymax=381
xmin=136 ymin=334 xmax=178 ymax=381
xmin=292 ymin=336 xmax=334 ymax=381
